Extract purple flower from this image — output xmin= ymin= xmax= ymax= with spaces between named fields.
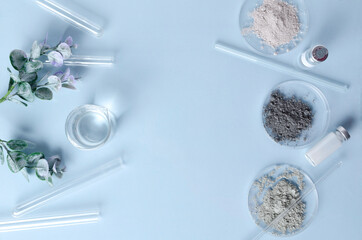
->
xmin=68 ymin=75 xmax=75 ymax=85
xmin=54 ymin=71 xmax=63 ymax=78
xmin=39 ymin=33 xmax=50 ymax=52
xmin=64 ymin=36 xmax=73 ymax=46
xmin=54 ymin=68 xmax=77 ymax=90
xmin=64 ymin=36 xmax=77 ymax=49
xmin=62 ymin=68 xmax=71 ymax=81
xmin=47 ymin=51 xmax=63 ymax=67
xmin=44 ymin=33 xmax=48 ymax=45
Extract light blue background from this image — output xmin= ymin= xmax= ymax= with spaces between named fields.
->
xmin=0 ymin=0 xmax=361 ymax=239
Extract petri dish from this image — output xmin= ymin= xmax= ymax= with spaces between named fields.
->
xmin=248 ymin=164 xmax=318 ymax=236
xmin=262 ymin=80 xmax=330 ymax=148
xmin=65 ymin=104 xmax=115 ymax=150
xmin=239 ymin=0 xmax=309 ymax=55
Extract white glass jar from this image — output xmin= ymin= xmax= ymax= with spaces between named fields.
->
xmin=305 ymin=126 xmax=350 ymax=166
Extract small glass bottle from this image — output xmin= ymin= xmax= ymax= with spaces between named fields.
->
xmin=305 ymin=126 xmax=350 ymax=166
xmin=300 ymin=45 xmax=329 ymax=68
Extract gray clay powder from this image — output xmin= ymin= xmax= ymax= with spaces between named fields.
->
xmin=263 ymin=90 xmax=313 ymax=143
xmin=257 ymin=179 xmax=306 ymax=234
xmin=253 ymin=166 xmax=306 ymax=235
xmin=246 ymin=0 xmax=300 ymax=48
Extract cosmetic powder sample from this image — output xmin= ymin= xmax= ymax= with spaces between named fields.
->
xmin=252 ymin=166 xmax=306 ymax=235
xmin=263 ymin=90 xmax=313 ymax=143
xmin=257 ymin=179 xmax=305 ymax=234
xmin=244 ymin=0 xmax=300 ymax=48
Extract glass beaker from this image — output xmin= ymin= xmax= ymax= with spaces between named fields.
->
xmin=65 ymin=104 xmax=115 ymax=150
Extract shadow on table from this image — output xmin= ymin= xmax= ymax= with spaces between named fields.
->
xmin=12 ymin=125 xmax=69 ymax=171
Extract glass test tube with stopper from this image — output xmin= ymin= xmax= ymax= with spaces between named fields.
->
xmin=305 ymin=126 xmax=350 ymax=166
xmin=300 ymin=45 xmax=329 ymax=68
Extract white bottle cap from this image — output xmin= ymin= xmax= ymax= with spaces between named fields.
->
xmin=336 ymin=126 xmax=350 ymax=140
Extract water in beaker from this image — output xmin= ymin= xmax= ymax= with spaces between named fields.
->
xmin=65 ymin=104 xmax=114 ymax=149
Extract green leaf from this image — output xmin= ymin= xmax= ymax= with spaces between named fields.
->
xmin=26 ymin=152 xmax=44 ymax=164
xmin=22 ymin=72 xmax=38 ymax=91
xmin=7 ymin=151 xmax=27 ymax=173
xmin=9 ymin=72 xmax=21 ymax=83
xmin=8 ymin=97 xmax=28 ymax=106
xmin=21 ymin=168 xmax=30 ymax=182
xmin=56 ymin=43 xmax=72 ymax=59
xmin=62 ymin=83 xmax=76 ymax=90
xmin=47 ymin=75 xmax=61 ymax=91
xmin=35 ymin=87 xmax=53 ymax=100
xmin=0 ymin=146 xmax=4 ymax=165
xmin=30 ymin=41 xmax=41 ymax=59
xmin=7 ymin=155 xmax=20 ymax=173
xmin=7 ymin=140 xmax=27 ymax=151
xmin=17 ymin=82 xmax=35 ymax=102
xmin=48 ymin=155 xmax=65 ymax=178
xmin=46 ymin=176 xmax=53 ymax=186
xmin=30 ymin=80 xmax=37 ymax=91
xmin=10 ymin=50 xmax=27 ymax=71
xmin=8 ymin=78 xmax=15 ymax=91
xmin=25 ymin=60 xmax=43 ymax=73
xmin=36 ymin=159 xmax=49 ymax=180
xmin=19 ymin=72 xmax=37 ymax=82
xmin=53 ymin=164 xmax=66 ymax=179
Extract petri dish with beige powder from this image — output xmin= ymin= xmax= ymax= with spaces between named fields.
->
xmin=240 ymin=0 xmax=309 ymax=55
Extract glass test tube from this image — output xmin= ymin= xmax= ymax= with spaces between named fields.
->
xmin=306 ymin=126 xmax=350 ymax=166
xmin=44 ymin=55 xmax=114 ymax=67
xmin=36 ymin=0 xmax=104 ymax=37
xmin=0 ymin=210 xmax=99 ymax=233
xmin=214 ymin=42 xmax=349 ymax=93
xmin=13 ymin=157 xmax=123 ymax=217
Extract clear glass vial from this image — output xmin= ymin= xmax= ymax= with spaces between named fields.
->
xmin=300 ymin=45 xmax=329 ymax=68
xmin=305 ymin=126 xmax=350 ymax=166
xmin=65 ymin=104 xmax=115 ymax=150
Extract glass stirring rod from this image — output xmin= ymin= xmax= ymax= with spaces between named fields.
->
xmin=13 ymin=157 xmax=123 ymax=217
xmin=251 ymin=161 xmax=343 ymax=240
xmin=214 ymin=42 xmax=349 ymax=93
xmin=44 ymin=55 xmax=114 ymax=67
xmin=36 ymin=0 xmax=104 ymax=37
xmin=0 ymin=210 xmax=100 ymax=233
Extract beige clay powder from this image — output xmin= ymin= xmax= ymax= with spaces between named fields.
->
xmin=245 ymin=0 xmax=300 ymax=48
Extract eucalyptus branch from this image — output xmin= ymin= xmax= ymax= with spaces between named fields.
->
xmin=0 ymin=139 xmax=65 ymax=185
xmin=1 ymin=35 xmax=78 ymax=106
xmin=0 ymin=84 xmax=16 ymax=103
xmin=0 ymin=35 xmax=77 ymax=185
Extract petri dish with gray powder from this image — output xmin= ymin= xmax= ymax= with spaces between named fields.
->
xmin=248 ymin=164 xmax=318 ymax=236
xmin=262 ymin=80 xmax=330 ymax=148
